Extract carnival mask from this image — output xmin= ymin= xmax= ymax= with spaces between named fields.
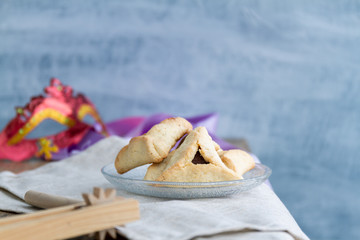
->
xmin=0 ymin=78 xmax=108 ymax=161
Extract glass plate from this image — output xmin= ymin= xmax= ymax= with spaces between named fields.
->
xmin=101 ymin=163 xmax=271 ymax=199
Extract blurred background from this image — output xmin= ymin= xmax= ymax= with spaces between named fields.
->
xmin=1 ymin=1 xmax=359 ymax=239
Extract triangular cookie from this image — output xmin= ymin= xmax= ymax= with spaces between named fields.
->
xmin=115 ymin=117 xmax=192 ymax=174
xmin=218 ymin=149 xmax=255 ymax=178
xmin=144 ymin=127 xmax=240 ymax=182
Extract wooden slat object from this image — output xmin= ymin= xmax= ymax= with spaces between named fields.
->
xmin=0 ymin=197 xmax=139 ymax=240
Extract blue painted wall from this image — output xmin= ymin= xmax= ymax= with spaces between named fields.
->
xmin=1 ymin=1 xmax=359 ymax=239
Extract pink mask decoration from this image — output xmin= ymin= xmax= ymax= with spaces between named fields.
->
xmin=0 ymin=78 xmax=108 ymax=161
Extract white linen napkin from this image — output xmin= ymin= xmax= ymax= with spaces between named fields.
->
xmin=0 ymin=136 xmax=309 ymax=240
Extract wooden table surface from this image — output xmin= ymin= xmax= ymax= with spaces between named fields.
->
xmin=0 ymin=138 xmax=250 ymax=240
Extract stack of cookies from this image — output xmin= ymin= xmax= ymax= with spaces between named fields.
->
xmin=115 ymin=117 xmax=255 ymax=182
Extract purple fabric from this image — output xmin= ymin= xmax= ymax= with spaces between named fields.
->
xmin=51 ymin=113 xmax=239 ymax=160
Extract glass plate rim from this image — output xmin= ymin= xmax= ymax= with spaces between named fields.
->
xmin=101 ymin=162 xmax=272 ymax=187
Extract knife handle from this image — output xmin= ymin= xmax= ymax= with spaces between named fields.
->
xmin=24 ymin=190 xmax=82 ymax=209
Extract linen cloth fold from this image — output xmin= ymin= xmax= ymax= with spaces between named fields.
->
xmin=0 ymin=136 xmax=308 ymax=240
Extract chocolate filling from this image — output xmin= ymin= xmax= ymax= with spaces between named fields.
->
xmin=191 ymin=151 xmax=209 ymax=164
